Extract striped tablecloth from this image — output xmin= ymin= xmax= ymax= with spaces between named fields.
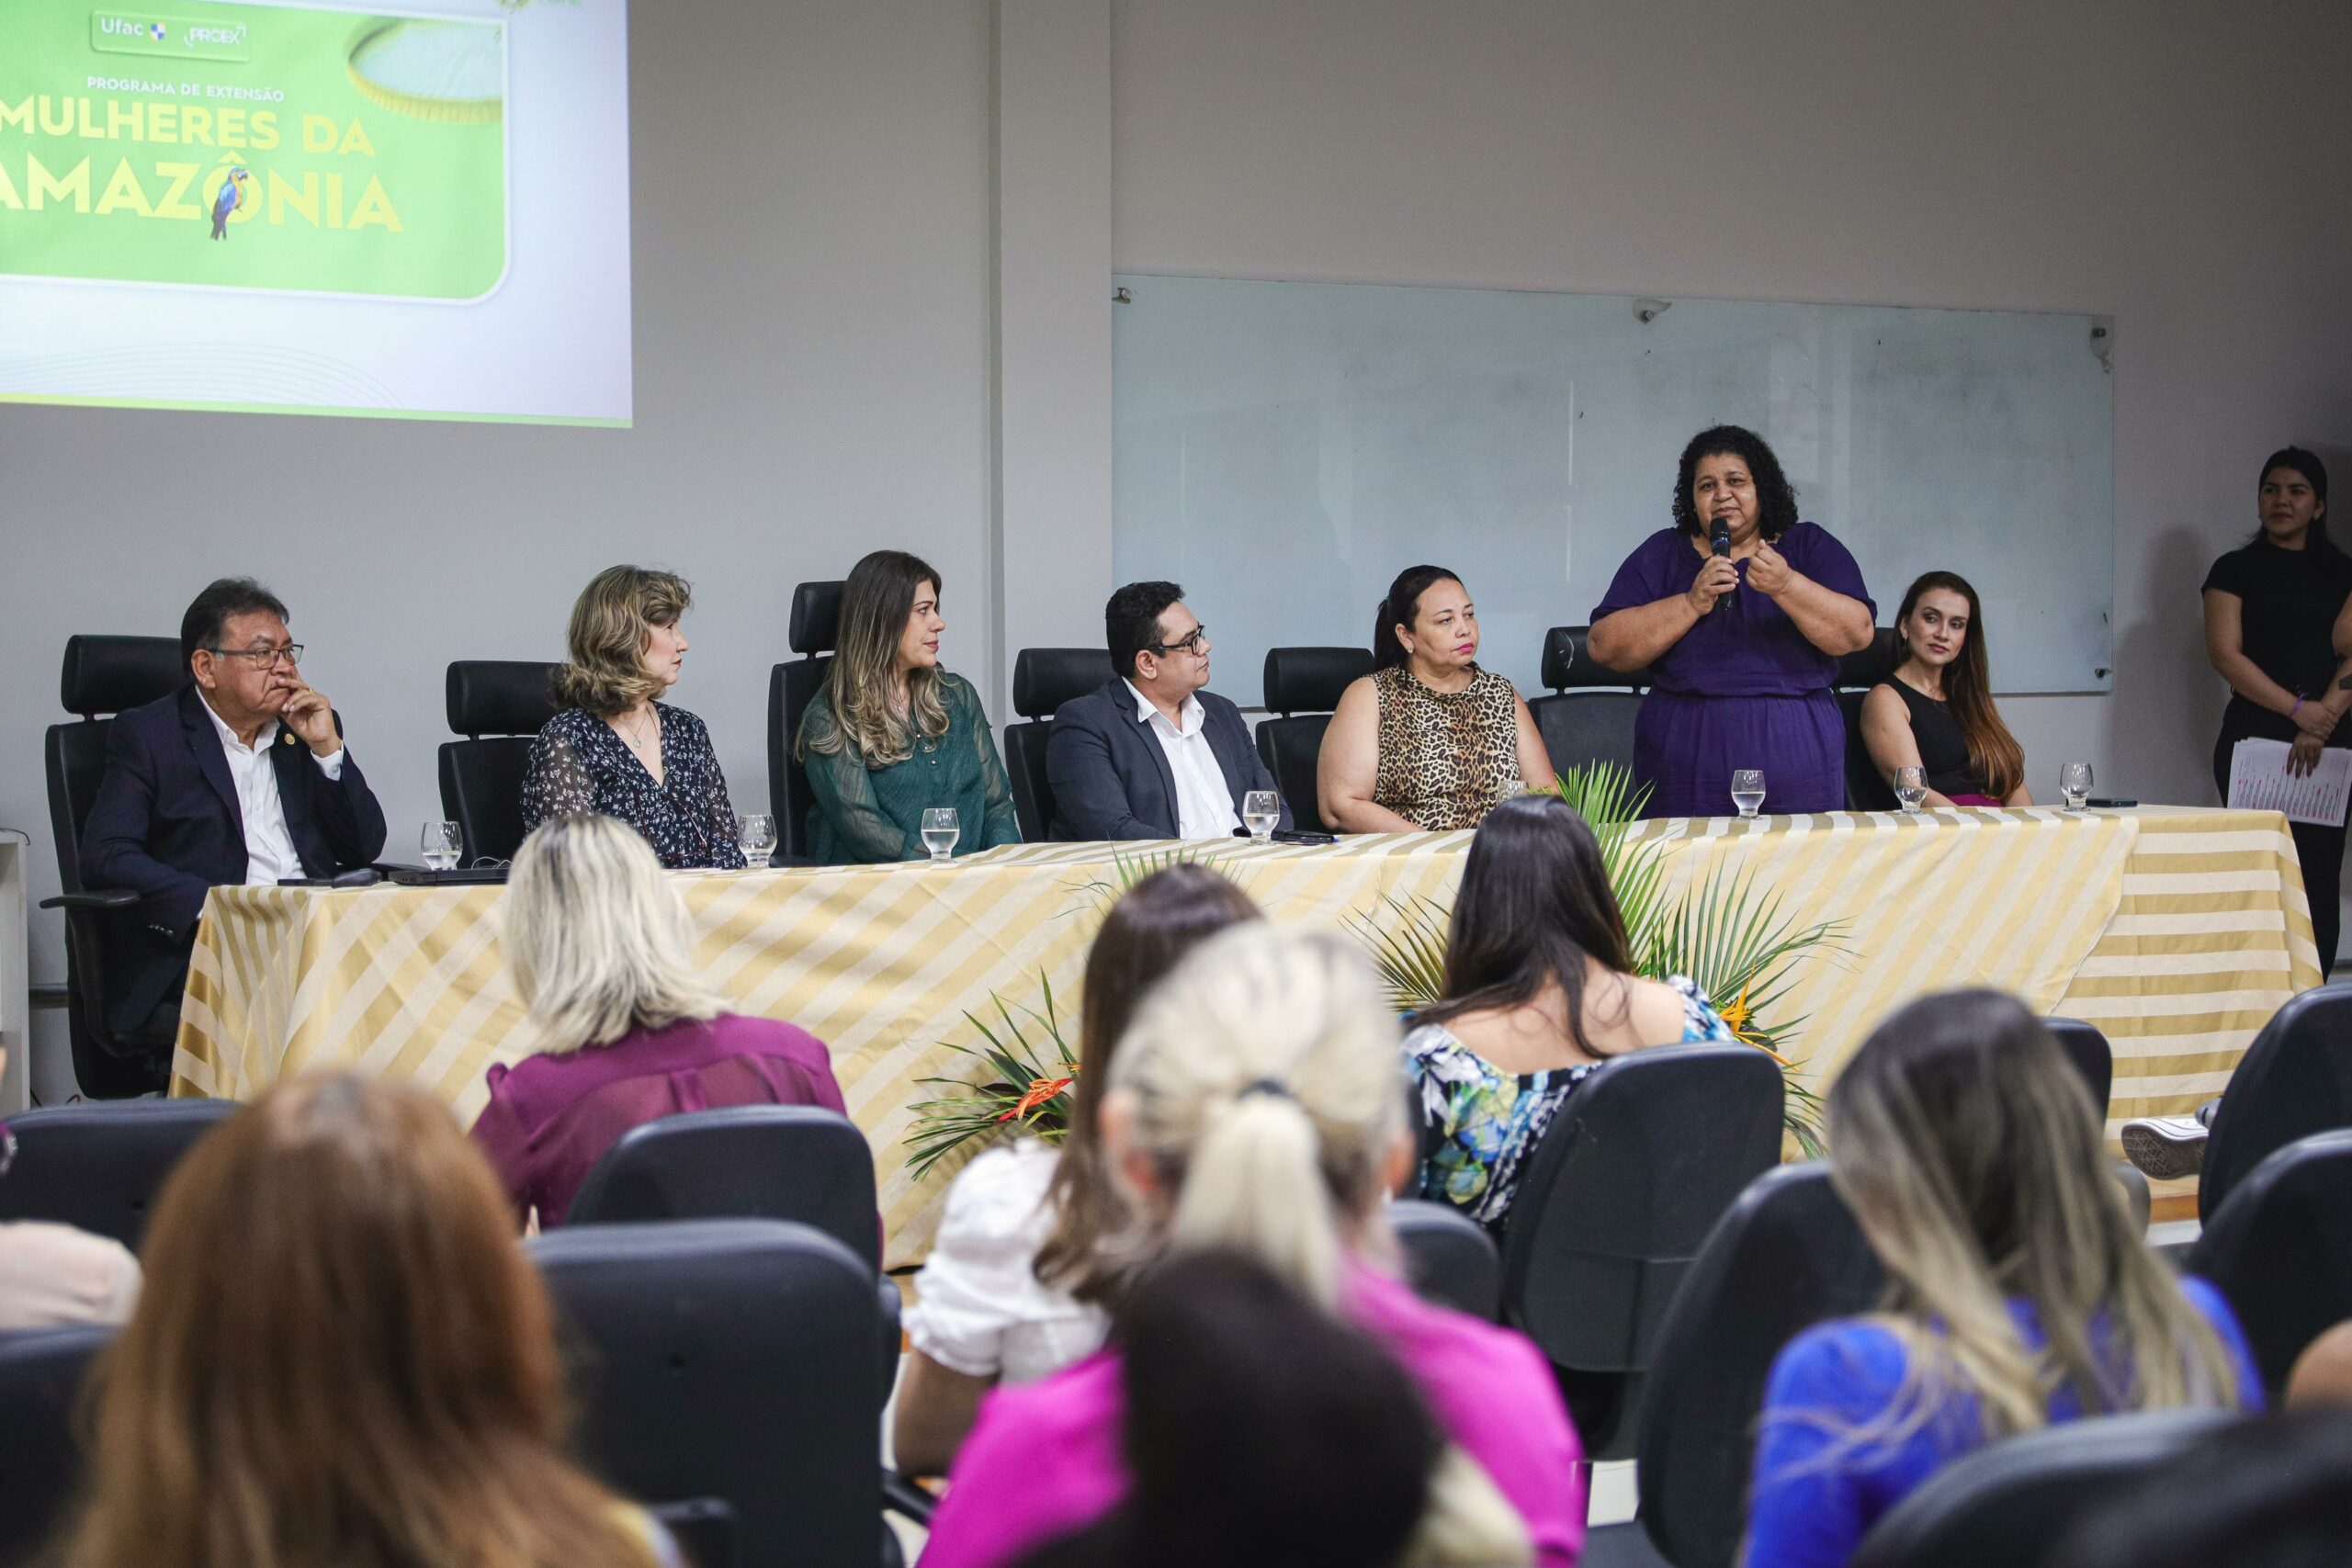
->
xmin=172 ymin=806 xmax=2318 ymax=1264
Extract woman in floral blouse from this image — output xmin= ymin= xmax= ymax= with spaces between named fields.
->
xmin=1402 ymin=793 xmax=1732 ymax=1234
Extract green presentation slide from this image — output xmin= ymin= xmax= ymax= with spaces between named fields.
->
xmin=0 ymin=0 xmax=508 ymax=299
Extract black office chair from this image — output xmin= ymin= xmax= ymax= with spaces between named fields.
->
xmin=530 ymin=1219 xmax=895 ymax=1568
xmin=1836 ymin=627 xmax=1901 ymax=691
xmin=1528 ymin=626 xmax=1644 ymax=781
xmin=1847 ymin=1407 xmax=2239 ymax=1568
xmin=41 ymin=634 xmax=190 ymax=1098
xmin=0 ymin=1323 xmax=110 ymax=1568
xmin=2044 ymin=1015 xmax=2151 ymax=1231
xmin=1257 ymin=647 xmax=1374 ymax=834
xmin=2188 ymin=1128 xmax=2352 ymax=1402
xmin=1839 ymin=688 xmax=1899 ymax=811
xmin=1636 ymin=1162 xmax=1884 ymax=1568
xmin=1003 ymin=648 xmax=1118 ymax=841
xmin=767 ymin=581 xmax=844 ymax=863
xmin=2199 ymin=982 xmax=2352 ymax=1221
xmin=1390 ymin=1199 xmax=1503 ymax=1323
xmin=437 ymin=660 xmax=561 ymax=866
xmin=1501 ymin=1045 xmax=1786 ymax=1461
xmin=0 ymin=1099 xmax=238 ymax=1251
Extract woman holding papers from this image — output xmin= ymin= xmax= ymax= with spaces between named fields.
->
xmin=2203 ymin=446 xmax=2351 ymax=973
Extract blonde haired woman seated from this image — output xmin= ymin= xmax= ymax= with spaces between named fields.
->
xmin=523 ymin=565 xmax=745 ymax=868
xmin=469 ymin=813 xmax=845 ymax=1226
xmin=920 ymin=926 xmax=1586 ymax=1568
xmin=57 ymin=1074 xmax=679 ymax=1568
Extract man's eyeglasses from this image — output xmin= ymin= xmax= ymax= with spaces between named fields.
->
xmin=1148 ymin=626 xmax=1209 ymax=658
xmin=208 ymin=643 xmax=304 ymax=668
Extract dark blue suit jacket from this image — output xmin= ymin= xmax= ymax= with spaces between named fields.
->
xmin=1045 ymin=679 xmax=1290 ymax=840
xmin=81 ymin=685 xmax=389 ymax=1028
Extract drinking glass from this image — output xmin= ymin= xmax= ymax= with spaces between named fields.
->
xmin=1894 ymin=766 xmax=1928 ymax=813
xmin=736 ymin=812 xmax=776 ymax=868
xmin=1241 ymin=790 xmax=1280 ymax=840
xmin=2061 ymin=761 xmax=2094 ymax=811
xmin=1730 ymin=770 xmax=1767 ymax=819
xmin=421 ymin=821 xmax=461 ymax=872
xmin=921 ymin=807 xmax=961 ymax=863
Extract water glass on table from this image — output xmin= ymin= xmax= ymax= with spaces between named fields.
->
xmin=1894 ymin=766 xmax=1927 ymax=813
xmin=1731 ymin=770 xmax=1767 ymax=820
xmin=1242 ymin=790 xmax=1280 ymax=840
xmin=922 ymin=807 xmax=961 ymax=863
xmin=422 ymin=821 xmax=461 ymax=871
xmin=736 ymin=812 xmax=776 ymax=867
xmin=2061 ymin=761 xmax=2093 ymax=811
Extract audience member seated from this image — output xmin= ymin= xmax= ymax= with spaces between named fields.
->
xmin=521 ymin=566 xmax=745 ymax=869
xmin=1860 ymin=571 xmax=2031 ymax=807
xmin=2288 ymin=1318 xmax=2352 ymax=1407
xmin=468 ymin=814 xmax=844 ymax=1227
xmin=797 ymin=549 xmax=1021 ymax=863
xmin=893 ymin=864 xmax=1261 ymax=1477
xmin=82 ymin=577 xmax=389 ymax=1046
xmin=2061 ymin=1406 xmax=2352 ymax=1568
xmin=1012 ymin=1248 xmax=1532 ymax=1568
xmin=0 ymin=1045 xmax=140 ymax=1330
xmin=1046 ymin=581 xmax=1288 ymax=840
xmin=54 ymin=1074 xmax=678 ymax=1568
xmin=1403 ymin=794 xmax=1732 ymax=1234
xmin=1319 ymin=565 xmax=1555 ymax=832
xmin=1744 ymin=988 xmax=2261 ymax=1568
xmin=921 ymin=925 xmax=1587 ymax=1568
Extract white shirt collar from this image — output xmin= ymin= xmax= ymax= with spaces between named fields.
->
xmin=1125 ymin=679 xmax=1204 ymax=738
xmin=198 ymin=689 xmax=278 ymax=756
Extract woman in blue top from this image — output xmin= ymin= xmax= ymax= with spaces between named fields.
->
xmin=1744 ymin=989 xmax=2262 ymax=1568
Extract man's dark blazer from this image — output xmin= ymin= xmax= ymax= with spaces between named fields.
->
xmin=1045 ymin=679 xmax=1292 ymax=840
xmin=81 ymin=685 xmax=389 ymax=1030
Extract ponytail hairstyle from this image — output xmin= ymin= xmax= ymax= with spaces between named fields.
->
xmin=1893 ymin=571 xmax=2026 ymax=800
xmin=1372 ymin=566 xmax=1464 ymax=672
xmin=2255 ymin=446 xmax=2335 ymax=556
xmin=1102 ymin=925 xmax=1404 ymax=1308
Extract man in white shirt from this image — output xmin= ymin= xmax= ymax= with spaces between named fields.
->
xmin=1044 ymin=581 xmax=1291 ymax=840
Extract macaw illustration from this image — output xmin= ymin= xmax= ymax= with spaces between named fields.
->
xmin=209 ymin=166 xmax=253 ymax=241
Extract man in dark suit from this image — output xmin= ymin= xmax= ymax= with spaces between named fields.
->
xmin=1046 ymin=581 xmax=1291 ymax=840
xmin=82 ymin=578 xmax=389 ymax=1050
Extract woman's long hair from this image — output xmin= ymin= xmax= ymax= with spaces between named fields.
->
xmin=1894 ymin=571 xmax=2025 ymax=800
xmin=2252 ymin=446 xmax=2336 ymax=556
xmin=58 ymin=1076 xmax=660 ymax=1568
xmin=1371 ymin=565 xmax=1463 ymax=671
xmin=502 ymin=814 xmax=723 ymax=1055
xmin=1035 ymin=865 xmax=1261 ymax=1304
xmin=553 ymin=565 xmax=692 ymax=716
xmin=1669 ymin=424 xmax=1799 ymax=542
xmin=1413 ymin=795 xmax=1634 ymax=1056
xmin=800 ymin=550 xmax=950 ymax=767
xmin=1826 ymin=989 xmax=2245 ymax=1447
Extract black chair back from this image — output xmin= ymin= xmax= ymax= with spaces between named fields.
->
xmin=1500 ymin=1045 xmax=1785 ymax=1461
xmin=437 ymin=660 xmax=561 ymax=865
xmin=1257 ymin=648 xmax=1373 ymax=834
xmin=0 ymin=1323 xmax=110 ymax=1568
xmin=0 ymin=1100 xmax=238 ymax=1249
xmin=564 ymin=1105 xmax=880 ymax=1272
xmin=768 ymin=581 xmax=844 ymax=861
xmin=1839 ymin=688 xmax=1899 ymax=810
xmin=1005 ymin=648 xmax=1118 ymax=841
xmin=1531 ymin=693 xmax=1641 ymax=780
xmin=1847 ymin=1408 xmax=2239 ymax=1568
xmin=531 ymin=1219 xmax=882 ymax=1568
xmin=1636 ymin=1162 xmax=1884 ymax=1568
xmin=1390 ymin=1199 xmax=1502 ymax=1323
xmin=2047 ymin=1016 xmax=2113 ymax=1121
xmin=2188 ymin=1127 xmax=2352 ymax=1402
xmin=1540 ymin=626 xmax=1649 ymax=692
xmin=1836 ymin=627 xmax=1901 ymax=690
xmin=2200 ymin=982 xmax=2352 ymax=1220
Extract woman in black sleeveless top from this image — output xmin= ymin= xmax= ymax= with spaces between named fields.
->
xmin=2204 ymin=447 xmax=2350 ymax=975
xmin=1860 ymin=572 xmax=2031 ymax=807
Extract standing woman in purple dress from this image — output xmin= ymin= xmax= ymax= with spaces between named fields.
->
xmin=1588 ymin=426 xmax=1875 ymax=817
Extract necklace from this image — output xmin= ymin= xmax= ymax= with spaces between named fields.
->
xmin=617 ymin=706 xmax=659 ymax=753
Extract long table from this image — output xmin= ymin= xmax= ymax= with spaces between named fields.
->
xmin=173 ymin=807 xmax=2321 ymax=1265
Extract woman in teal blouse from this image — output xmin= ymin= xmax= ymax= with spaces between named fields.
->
xmin=797 ymin=550 xmax=1022 ymax=864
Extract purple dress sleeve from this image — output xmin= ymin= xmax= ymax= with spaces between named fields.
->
xmin=1781 ymin=521 xmax=1875 ymax=620
xmin=1591 ymin=528 xmax=1683 ymax=623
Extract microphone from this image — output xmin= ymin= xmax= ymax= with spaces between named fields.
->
xmin=1710 ymin=519 xmax=1732 ymax=558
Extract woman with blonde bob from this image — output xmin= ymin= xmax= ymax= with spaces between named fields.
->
xmin=523 ymin=564 xmax=746 ymax=868
xmin=922 ymin=926 xmax=1586 ymax=1568
xmin=469 ymin=813 xmax=844 ymax=1226
xmin=1744 ymin=989 xmax=2262 ymax=1568
xmin=56 ymin=1074 xmax=678 ymax=1568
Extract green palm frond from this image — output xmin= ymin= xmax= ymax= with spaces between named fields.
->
xmin=904 ymin=976 xmax=1078 ymax=1181
xmin=1068 ymin=844 xmax=1239 ymax=917
xmin=1347 ymin=893 xmax=1453 ymax=1014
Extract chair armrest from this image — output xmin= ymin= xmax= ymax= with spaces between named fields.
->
xmin=40 ymin=889 xmax=139 ymax=911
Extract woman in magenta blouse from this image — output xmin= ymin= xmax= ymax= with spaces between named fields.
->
xmin=469 ymin=813 xmax=845 ymax=1227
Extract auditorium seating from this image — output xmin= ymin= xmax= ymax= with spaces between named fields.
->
xmin=1002 ymin=647 xmax=1117 ymax=841
xmin=1527 ymin=626 xmax=1643 ymax=781
xmin=1390 ymin=1199 xmax=1503 ymax=1323
xmin=1500 ymin=1044 xmax=1786 ymax=1461
xmin=767 ymin=580 xmax=844 ymax=862
xmin=40 ymin=634 xmax=188 ymax=1098
xmin=2188 ymin=1128 xmax=2352 ymax=1401
xmin=0 ymin=1323 xmax=110 ymax=1567
xmin=1257 ymin=647 xmax=1374 ymax=834
xmin=0 ymin=1099 xmax=236 ymax=1250
xmin=438 ymin=660 xmax=561 ymax=865
xmin=2198 ymin=982 xmax=2352 ymax=1220
xmin=1837 ymin=626 xmax=1901 ymax=811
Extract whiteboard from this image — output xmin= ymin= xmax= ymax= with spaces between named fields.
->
xmin=1112 ymin=275 xmax=2113 ymax=697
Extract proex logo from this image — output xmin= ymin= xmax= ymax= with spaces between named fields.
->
xmin=90 ymin=10 xmax=254 ymax=61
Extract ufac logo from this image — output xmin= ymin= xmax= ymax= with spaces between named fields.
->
xmin=96 ymin=16 xmax=167 ymax=39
